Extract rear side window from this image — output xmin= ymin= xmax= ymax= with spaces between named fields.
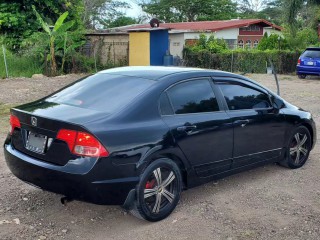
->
xmin=46 ymin=74 xmax=154 ymax=113
xmin=167 ymin=79 xmax=219 ymax=114
xmin=218 ymin=82 xmax=271 ymax=110
xmin=301 ymin=50 xmax=320 ymax=58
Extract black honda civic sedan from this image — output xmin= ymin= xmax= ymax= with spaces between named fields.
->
xmin=4 ymin=67 xmax=316 ymax=221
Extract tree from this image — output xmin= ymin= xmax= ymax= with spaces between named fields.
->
xmin=83 ymin=0 xmax=130 ymax=29
xmin=257 ymin=33 xmax=289 ymax=50
xmin=32 ymin=6 xmax=75 ymax=75
xmin=237 ymin=0 xmax=284 ymax=25
xmin=138 ymin=0 xmax=237 ymax=22
xmin=259 ymin=0 xmax=283 ymax=25
xmin=107 ymin=16 xmax=138 ymax=28
xmin=237 ymin=0 xmax=273 ymax=13
xmin=285 ymin=0 xmax=320 ymax=36
xmin=283 ymin=27 xmax=319 ymax=50
xmin=0 ymin=0 xmax=84 ymax=51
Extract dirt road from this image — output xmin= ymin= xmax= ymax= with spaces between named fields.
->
xmin=0 ymin=73 xmax=319 ymax=240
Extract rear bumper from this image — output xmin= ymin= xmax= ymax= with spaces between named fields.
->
xmin=296 ymin=66 xmax=320 ymax=75
xmin=4 ymin=143 xmax=139 ymax=205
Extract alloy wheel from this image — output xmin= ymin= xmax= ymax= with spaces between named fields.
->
xmin=289 ymin=132 xmax=309 ymax=165
xmin=144 ymin=167 xmax=177 ymax=214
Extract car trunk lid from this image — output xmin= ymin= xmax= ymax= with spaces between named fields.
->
xmin=10 ymin=101 xmax=108 ymax=166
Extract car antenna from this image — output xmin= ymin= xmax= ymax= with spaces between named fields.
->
xmin=268 ymin=58 xmax=280 ymax=96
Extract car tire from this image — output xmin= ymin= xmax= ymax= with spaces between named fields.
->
xmin=298 ymin=74 xmax=307 ymax=79
xmin=279 ymin=126 xmax=311 ymax=169
xmin=130 ymin=158 xmax=182 ymax=222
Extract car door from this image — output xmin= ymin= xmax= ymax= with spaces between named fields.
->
xmin=215 ymin=78 xmax=287 ymax=168
xmin=160 ymin=78 xmax=233 ymax=178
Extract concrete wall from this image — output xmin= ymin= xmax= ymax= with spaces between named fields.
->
xmin=215 ymin=28 xmax=239 ymax=39
xmin=86 ymin=34 xmax=129 ymax=65
xmin=263 ymin=27 xmax=282 ymax=37
xmin=169 ymin=33 xmax=185 ymax=57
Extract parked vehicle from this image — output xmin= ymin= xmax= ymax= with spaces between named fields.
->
xmin=4 ymin=67 xmax=316 ymax=221
xmin=296 ymin=47 xmax=320 ymax=79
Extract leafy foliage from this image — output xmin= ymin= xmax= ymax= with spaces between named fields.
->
xmin=107 ymin=16 xmax=138 ymax=28
xmin=83 ymin=0 xmax=130 ymax=29
xmin=185 ymin=34 xmax=228 ymax=54
xmin=284 ymin=0 xmax=320 ymax=36
xmin=257 ymin=33 xmax=289 ymax=50
xmin=238 ymin=0 xmax=273 ymax=13
xmin=283 ymin=28 xmax=319 ymax=50
xmin=139 ymin=0 xmax=237 ymax=22
xmin=0 ymin=0 xmax=84 ymax=51
xmin=32 ymin=7 xmax=75 ymax=75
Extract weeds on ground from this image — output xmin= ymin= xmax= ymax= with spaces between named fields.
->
xmin=0 ymin=103 xmax=15 ymax=134
xmin=0 ymin=52 xmax=42 ymax=78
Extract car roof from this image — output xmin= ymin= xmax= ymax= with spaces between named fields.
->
xmin=98 ymin=66 xmax=235 ymax=80
xmin=305 ymin=47 xmax=320 ymax=51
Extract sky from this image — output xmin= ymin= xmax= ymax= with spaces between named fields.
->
xmin=122 ymin=0 xmax=144 ymax=18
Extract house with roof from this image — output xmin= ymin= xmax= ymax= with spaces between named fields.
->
xmin=85 ymin=19 xmax=282 ymax=63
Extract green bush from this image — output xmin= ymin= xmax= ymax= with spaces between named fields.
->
xmin=258 ymin=33 xmax=290 ymax=51
xmin=183 ymin=48 xmax=302 ymax=74
xmin=284 ymin=28 xmax=320 ymax=50
xmin=188 ymin=34 xmax=228 ymax=54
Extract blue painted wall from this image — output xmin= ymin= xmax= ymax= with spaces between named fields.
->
xmin=150 ymin=30 xmax=169 ymax=66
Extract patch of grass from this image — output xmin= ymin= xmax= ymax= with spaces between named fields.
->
xmin=0 ymin=103 xmax=16 ymax=134
xmin=0 ymin=103 xmax=13 ymax=116
xmin=0 ymin=51 xmax=43 ymax=78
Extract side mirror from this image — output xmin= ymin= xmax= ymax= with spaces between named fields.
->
xmin=273 ymin=98 xmax=285 ymax=109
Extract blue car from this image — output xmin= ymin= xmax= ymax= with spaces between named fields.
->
xmin=297 ymin=47 xmax=320 ymax=79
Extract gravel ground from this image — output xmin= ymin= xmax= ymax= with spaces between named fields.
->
xmin=0 ymin=73 xmax=319 ymax=240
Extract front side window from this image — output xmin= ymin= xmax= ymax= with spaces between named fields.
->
xmin=167 ymin=79 xmax=219 ymax=114
xmin=218 ymin=82 xmax=271 ymax=110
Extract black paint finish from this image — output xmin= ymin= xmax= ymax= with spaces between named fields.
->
xmin=3 ymin=67 xmax=317 ymax=206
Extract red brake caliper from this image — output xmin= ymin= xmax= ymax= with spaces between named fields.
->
xmin=145 ymin=179 xmax=156 ymax=189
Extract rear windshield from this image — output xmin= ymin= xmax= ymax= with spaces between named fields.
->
xmin=301 ymin=49 xmax=320 ymax=58
xmin=46 ymin=74 xmax=154 ymax=113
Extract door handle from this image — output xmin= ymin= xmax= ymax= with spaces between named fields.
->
xmin=234 ymin=119 xmax=250 ymax=127
xmin=177 ymin=125 xmax=197 ymax=132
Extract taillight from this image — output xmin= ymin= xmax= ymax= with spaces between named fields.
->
xmin=9 ymin=114 xmax=21 ymax=135
xmin=56 ymin=129 xmax=77 ymax=151
xmin=56 ymin=129 xmax=109 ymax=157
xmin=297 ymin=58 xmax=301 ymax=66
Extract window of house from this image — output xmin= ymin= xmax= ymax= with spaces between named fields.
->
xmin=218 ymin=83 xmax=272 ymax=110
xmin=252 ymin=25 xmax=261 ymax=31
xmin=238 ymin=40 xmax=244 ymax=49
xmin=246 ymin=40 xmax=252 ymax=48
xmin=253 ymin=40 xmax=259 ymax=48
xmin=167 ymin=80 xmax=220 ymax=114
xmin=225 ymin=39 xmax=237 ymax=49
xmin=240 ymin=25 xmax=261 ymax=31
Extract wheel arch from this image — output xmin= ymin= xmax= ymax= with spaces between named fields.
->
xmin=300 ymin=122 xmax=314 ymax=148
xmin=137 ymin=149 xmax=193 ymax=189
